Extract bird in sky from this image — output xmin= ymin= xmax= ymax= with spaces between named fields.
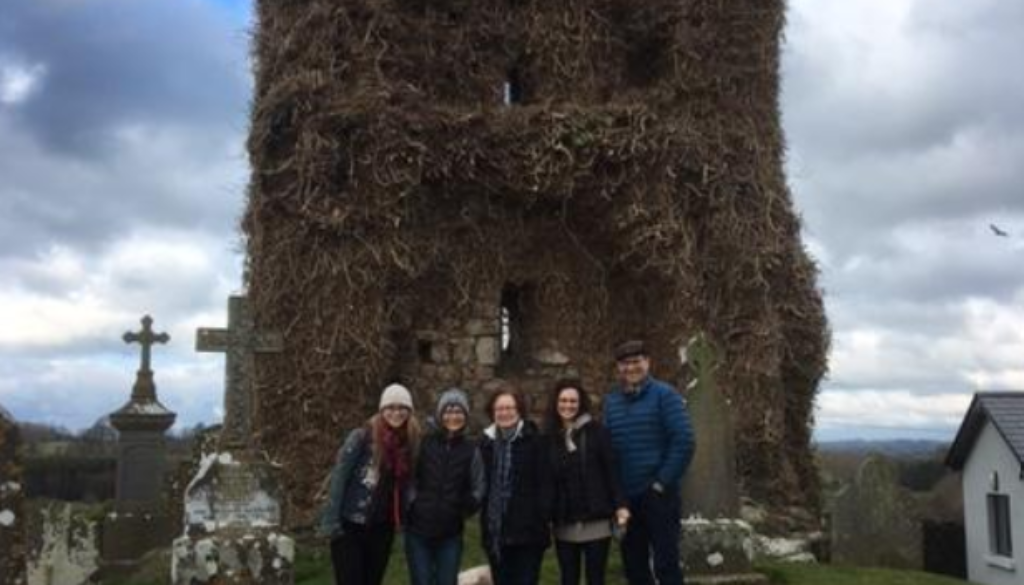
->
xmin=990 ymin=223 xmax=1009 ymax=237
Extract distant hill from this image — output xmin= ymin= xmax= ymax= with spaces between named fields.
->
xmin=816 ymin=439 xmax=949 ymax=458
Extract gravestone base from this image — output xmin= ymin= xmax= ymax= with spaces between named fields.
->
xmin=172 ymin=451 xmax=294 ymax=584
xmin=682 ymin=518 xmax=768 ymax=585
xmin=171 ymin=529 xmax=294 ymax=584
xmin=101 ymin=510 xmax=175 ymax=567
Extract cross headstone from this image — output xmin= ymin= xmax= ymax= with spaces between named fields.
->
xmin=173 ymin=296 xmax=294 ymax=584
xmin=122 ymin=315 xmax=170 ymax=402
xmin=679 ymin=333 xmax=766 ymax=585
xmin=197 ymin=295 xmax=284 ymax=450
xmin=0 ymin=405 xmax=26 ymax=585
xmin=103 ymin=316 xmax=177 ymax=573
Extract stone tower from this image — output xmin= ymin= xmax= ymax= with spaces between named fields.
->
xmin=244 ymin=0 xmax=828 ymax=521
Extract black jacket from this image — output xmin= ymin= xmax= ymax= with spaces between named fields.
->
xmin=407 ymin=428 xmax=485 ymax=540
xmin=479 ymin=420 xmax=553 ymax=550
xmin=549 ymin=417 xmax=626 ymax=525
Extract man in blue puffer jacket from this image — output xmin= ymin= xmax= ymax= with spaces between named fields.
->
xmin=603 ymin=340 xmax=695 ymax=585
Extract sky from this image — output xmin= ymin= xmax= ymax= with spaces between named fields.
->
xmin=1 ymin=0 xmax=1022 ymax=442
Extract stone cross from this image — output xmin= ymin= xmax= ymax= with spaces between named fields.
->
xmin=123 ymin=315 xmax=170 ymax=402
xmin=197 ymin=296 xmax=283 ymax=450
xmin=681 ymin=332 xmax=739 ymax=519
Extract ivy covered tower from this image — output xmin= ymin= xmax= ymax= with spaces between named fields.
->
xmin=243 ymin=0 xmax=828 ymax=522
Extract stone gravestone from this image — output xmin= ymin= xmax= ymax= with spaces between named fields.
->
xmin=101 ymin=315 xmax=178 ymax=572
xmin=679 ymin=334 xmax=767 ymax=585
xmin=830 ymin=454 xmax=922 ymax=569
xmin=172 ymin=295 xmax=295 ymax=585
xmin=0 ymin=405 xmax=26 ymax=585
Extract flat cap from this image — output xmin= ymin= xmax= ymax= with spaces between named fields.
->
xmin=614 ymin=340 xmax=647 ymax=361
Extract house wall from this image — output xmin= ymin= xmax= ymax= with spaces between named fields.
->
xmin=963 ymin=420 xmax=1024 ymax=585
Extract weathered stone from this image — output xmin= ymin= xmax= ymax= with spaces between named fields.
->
xmin=475 ymin=337 xmax=499 ymax=366
xmin=453 ymin=339 xmax=475 ymax=365
xmin=172 ymin=452 xmax=294 ymax=584
xmin=25 ymin=501 xmax=101 ymax=585
xmin=174 ymin=298 xmax=294 ymax=584
xmin=681 ymin=518 xmax=768 ymax=585
xmin=465 ymin=319 xmax=498 ymax=336
xmin=172 ymin=531 xmax=293 ymax=585
xmin=829 ymin=455 xmax=922 ymax=569
xmin=197 ymin=296 xmax=284 ymax=451
xmin=681 ymin=334 xmax=738 ymax=520
xmin=457 ymin=565 xmax=491 ymax=585
xmin=1 ymin=406 xmax=26 ymax=585
xmin=430 ymin=342 xmax=451 ymax=364
xmin=531 ymin=347 xmax=570 ymax=366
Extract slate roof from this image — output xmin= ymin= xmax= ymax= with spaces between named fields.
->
xmin=947 ymin=391 xmax=1024 ymax=470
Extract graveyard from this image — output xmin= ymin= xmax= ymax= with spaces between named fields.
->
xmin=2 ymin=0 xmax=1019 ymax=585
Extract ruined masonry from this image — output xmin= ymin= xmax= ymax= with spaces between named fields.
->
xmin=0 ymin=405 xmax=26 ymax=585
xmin=172 ymin=296 xmax=294 ymax=585
xmin=244 ymin=0 xmax=828 ymax=523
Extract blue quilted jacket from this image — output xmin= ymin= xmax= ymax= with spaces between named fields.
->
xmin=603 ymin=376 xmax=695 ymax=497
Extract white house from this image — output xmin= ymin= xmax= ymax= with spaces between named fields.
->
xmin=948 ymin=392 xmax=1024 ymax=585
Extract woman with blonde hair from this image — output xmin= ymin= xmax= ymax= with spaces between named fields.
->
xmin=320 ymin=383 xmax=422 ymax=585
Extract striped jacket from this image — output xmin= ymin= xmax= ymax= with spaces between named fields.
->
xmin=603 ymin=376 xmax=695 ymax=497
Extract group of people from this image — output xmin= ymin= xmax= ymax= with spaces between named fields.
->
xmin=320 ymin=340 xmax=696 ymax=585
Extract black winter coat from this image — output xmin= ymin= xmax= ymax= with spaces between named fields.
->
xmin=406 ymin=429 xmax=485 ymax=540
xmin=549 ymin=418 xmax=627 ymax=525
xmin=479 ymin=421 xmax=553 ymax=550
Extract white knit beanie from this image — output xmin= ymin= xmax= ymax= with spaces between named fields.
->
xmin=379 ymin=383 xmax=414 ymax=411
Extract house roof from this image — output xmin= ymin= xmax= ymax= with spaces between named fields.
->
xmin=947 ymin=391 xmax=1024 ymax=470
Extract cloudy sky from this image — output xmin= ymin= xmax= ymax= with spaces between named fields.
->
xmin=1 ymin=0 xmax=1021 ymax=441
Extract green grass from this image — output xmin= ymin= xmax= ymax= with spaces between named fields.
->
xmin=757 ymin=562 xmax=971 ymax=585
xmin=107 ymin=520 xmax=970 ymax=584
xmin=296 ymin=521 xmax=971 ymax=585
xmin=297 ymin=520 xmax=626 ymax=585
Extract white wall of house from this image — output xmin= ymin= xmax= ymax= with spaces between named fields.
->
xmin=963 ymin=420 xmax=1024 ymax=585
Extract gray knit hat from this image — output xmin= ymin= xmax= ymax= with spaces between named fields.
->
xmin=436 ymin=388 xmax=470 ymax=419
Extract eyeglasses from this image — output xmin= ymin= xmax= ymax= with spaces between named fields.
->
xmin=383 ymin=405 xmax=411 ymax=413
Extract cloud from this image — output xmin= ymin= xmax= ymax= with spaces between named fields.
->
xmin=816 ymin=389 xmax=971 ymax=440
xmin=0 ymin=56 xmax=46 ymax=105
xmin=0 ymin=0 xmax=251 ymax=259
xmin=0 ymin=231 xmax=241 ymax=354
xmin=784 ymin=0 xmax=1024 ymax=440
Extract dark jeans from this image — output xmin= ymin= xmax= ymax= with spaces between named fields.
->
xmin=620 ymin=490 xmax=683 ymax=585
xmin=487 ymin=544 xmax=546 ymax=585
xmin=556 ymin=538 xmax=611 ymax=585
xmin=330 ymin=521 xmax=396 ymax=585
xmin=405 ymin=531 xmax=464 ymax=585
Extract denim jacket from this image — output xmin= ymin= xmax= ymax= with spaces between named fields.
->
xmin=319 ymin=428 xmax=374 ymax=538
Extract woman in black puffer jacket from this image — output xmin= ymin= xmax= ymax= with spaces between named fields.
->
xmin=545 ymin=379 xmax=629 ymax=585
xmin=405 ymin=388 xmax=485 ymax=585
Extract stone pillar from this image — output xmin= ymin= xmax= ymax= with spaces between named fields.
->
xmin=679 ymin=334 xmax=767 ymax=585
xmin=0 ymin=405 xmax=26 ymax=585
xmin=101 ymin=316 xmax=178 ymax=570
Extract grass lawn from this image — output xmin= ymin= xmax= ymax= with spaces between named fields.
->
xmin=758 ymin=562 xmax=971 ymax=585
xmin=296 ymin=522 xmax=971 ymax=585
